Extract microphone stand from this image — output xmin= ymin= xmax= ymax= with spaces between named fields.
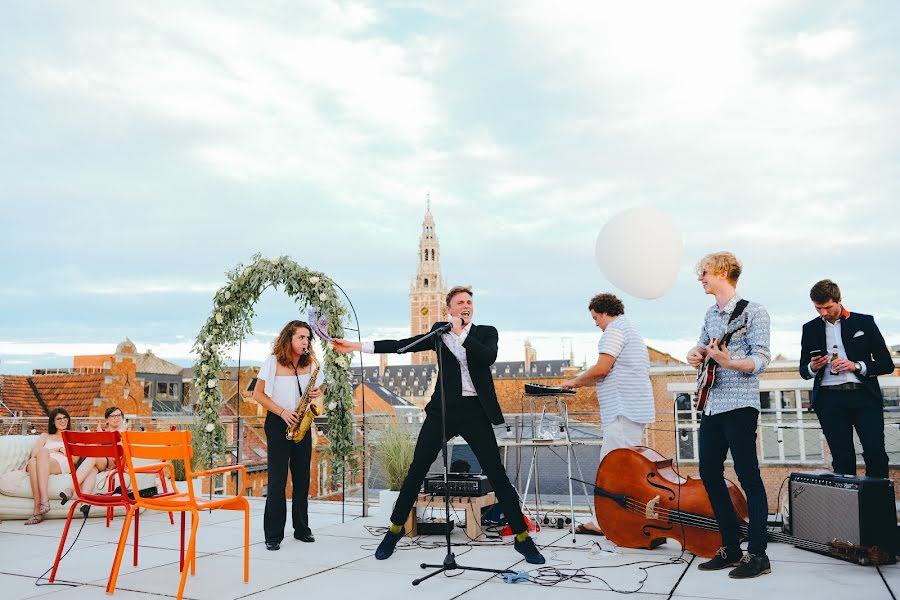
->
xmin=398 ymin=321 xmax=514 ymax=585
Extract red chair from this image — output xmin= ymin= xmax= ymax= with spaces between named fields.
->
xmin=49 ymin=431 xmax=141 ymax=586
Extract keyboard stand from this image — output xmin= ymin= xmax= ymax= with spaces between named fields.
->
xmin=517 ymin=392 xmax=597 ymax=543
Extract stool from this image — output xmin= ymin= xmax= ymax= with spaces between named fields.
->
xmin=405 ymin=492 xmax=497 ymax=539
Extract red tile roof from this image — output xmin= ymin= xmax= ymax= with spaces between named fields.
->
xmin=1 ymin=374 xmax=104 ymax=417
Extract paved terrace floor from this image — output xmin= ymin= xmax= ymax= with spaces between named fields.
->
xmin=0 ymin=498 xmax=895 ymax=600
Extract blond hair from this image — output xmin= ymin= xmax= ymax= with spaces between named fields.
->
xmin=696 ymin=251 xmax=742 ymax=286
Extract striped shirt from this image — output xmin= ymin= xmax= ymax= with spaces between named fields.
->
xmin=596 ymin=316 xmax=656 ymax=425
xmin=698 ymin=295 xmax=771 ymax=415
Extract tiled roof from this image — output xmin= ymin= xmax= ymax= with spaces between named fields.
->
xmin=491 ymin=360 xmax=571 ymax=378
xmin=350 ymin=365 xmax=437 ymax=397
xmin=0 ymin=374 xmax=103 ymax=417
xmin=354 ymin=383 xmax=414 ymax=408
xmin=134 ymin=352 xmax=184 ymax=375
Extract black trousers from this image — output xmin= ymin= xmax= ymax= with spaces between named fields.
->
xmin=264 ymin=412 xmax=312 ymax=543
xmin=389 ymin=396 xmax=528 ymax=535
xmin=699 ymin=407 xmax=768 ymax=556
xmin=815 ymin=387 xmax=888 ymax=478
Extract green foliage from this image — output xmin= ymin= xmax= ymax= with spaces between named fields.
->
xmin=373 ymin=420 xmax=415 ymax=491
xmin=191 ymin=254 xmax=357 ymax=483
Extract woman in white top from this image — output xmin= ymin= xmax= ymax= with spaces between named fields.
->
xmin=252 ymin=320 xmax=325 ymax=551
xmin=24 ymin=407 xmax=72 ymax=525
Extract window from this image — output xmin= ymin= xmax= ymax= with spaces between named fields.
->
xmin=144 ymin=382 xmax=153 ymax=399
xmin=884 ymin=387 xmax=900 ymax=407
xmin=157 ymin=382 xmax=178 ymax=399
xmin=759 ymin=391 xmax=771 ymax=410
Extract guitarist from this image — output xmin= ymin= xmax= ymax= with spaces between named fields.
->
xmin=686 ymin=252 xmax=772 ymax=579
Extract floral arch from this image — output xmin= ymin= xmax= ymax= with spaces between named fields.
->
xmin=190 ymin=254 xmax=356 ymax=476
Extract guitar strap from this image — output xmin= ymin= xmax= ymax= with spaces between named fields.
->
xmin=720 ymin=299 xmax=750 ymax=346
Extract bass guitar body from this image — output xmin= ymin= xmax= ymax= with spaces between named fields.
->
xmin=594 ymin=446 xmax=749 ymax=558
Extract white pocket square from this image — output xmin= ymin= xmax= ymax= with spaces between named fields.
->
xmin=853 ymin=330 xmax=865 ymax=338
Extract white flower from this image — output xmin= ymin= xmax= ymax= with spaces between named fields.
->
xmin=224 ymin=291 xmax=231 ymax=300
xmin=205 ymin=423 xmax=215 ymax=433
xmin=215 ymin=312 xmax=224 ymax=324
xmin=319 ymin=293 xmax=327 ymax=301
xmin=201 ymin=364 xmax=209 ymax=375
xmin=327 ymin=401 xmax=337 ymax=411
xmin=309 ymin=276 xmax=320 ymax=284
xmin=207 ymin=379 xmax=217 ymax=389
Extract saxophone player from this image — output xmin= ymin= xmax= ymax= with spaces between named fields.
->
xmin=253 ymin=320 xmax=325 ymax=551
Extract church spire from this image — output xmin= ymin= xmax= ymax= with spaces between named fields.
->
xmin=409 ymin=196 xmax=447 ymax=365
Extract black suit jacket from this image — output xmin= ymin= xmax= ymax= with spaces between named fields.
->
xmin=373 ymin=322 xmax=504 ymax=425
xmin=799 ymin=311 xmax=894 ymax=409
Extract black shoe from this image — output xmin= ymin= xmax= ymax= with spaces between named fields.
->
xmin=728 ymin=554 xmax=771 ymax=579
xmin=59 ymin=492 xmax=71 ymax=506
xmin=265 ymin=541 xmax=280 ymax=551
xmin=294 ymin=532 xmax=315 ymax=543
xmin=698 ymin=546 xmax=743 ymax=571
xmin=80 ymin=504 xmax=91 ymax=517
xmin=513 ymin=536 xmax=546 ymax=565
xmin=375 ymin=529 xmax=404 ymax=560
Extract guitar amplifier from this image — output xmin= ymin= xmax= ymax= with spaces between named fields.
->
xmin=788 ymin=472 xmax=896 ymax=549
xmin=423 ymin=474 xmax=493 ymax=497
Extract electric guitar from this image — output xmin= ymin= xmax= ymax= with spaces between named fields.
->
xmin=695 ymin=317 xmax=747 ymax=413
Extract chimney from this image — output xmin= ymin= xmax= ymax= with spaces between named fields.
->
xmin=524 ymin=339 xmax=537 ymax=374
xmin=379 ymin=353 xmax=388 ymax=378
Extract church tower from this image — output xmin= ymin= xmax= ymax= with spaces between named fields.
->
xmin=409 ymin=196 xmax=447 ymax=365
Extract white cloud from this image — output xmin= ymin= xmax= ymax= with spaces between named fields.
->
xmin=75 ymin=280 xmax=223 ymax=295
xmin=796 ymin=28 xmax=857 ymax=60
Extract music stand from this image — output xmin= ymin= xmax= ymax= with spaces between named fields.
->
xmin=398 ymin=323 xmax=514 ymax=586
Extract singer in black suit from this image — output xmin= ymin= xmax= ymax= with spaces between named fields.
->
xmin=332 ymin=286 xmax=545 ymax=564
xmin=800 ymin=279 xmax=895 ymax=478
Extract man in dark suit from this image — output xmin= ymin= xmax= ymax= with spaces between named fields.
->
xmin=332 ymin=286 xmax=545 ymax=564
xmin=800 ymin=279 xmax=895 ymax=478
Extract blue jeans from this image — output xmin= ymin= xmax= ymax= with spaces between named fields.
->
xmin=699 ymin=407 xmax=768 ymax=556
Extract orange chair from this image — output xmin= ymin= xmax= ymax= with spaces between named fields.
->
xmin=108 ymin=430 xmax=249 ymax=600
xmin=49 ymin=431 xmax=141 ymax=587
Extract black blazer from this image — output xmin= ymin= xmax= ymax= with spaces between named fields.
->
xmin=373 ymin=322 xmax=504 ymax=425
xmin=799 ymin=311 xmax=894 ymax=408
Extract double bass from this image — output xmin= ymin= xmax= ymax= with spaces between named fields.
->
xmin=592 ymin=446 xmax=895 ymax=564
xmin=593 ymin=446 xmax=743 ymax=558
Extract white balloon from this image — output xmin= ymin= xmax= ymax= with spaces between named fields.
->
xmin=595 ymin=207 xmax=683 ymax=300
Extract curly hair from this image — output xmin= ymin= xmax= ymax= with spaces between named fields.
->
xmin=273 ymin=320 xmax=315 ymax=368
xmin=588 ymin=293 xmax=625 ymax=316
xmin=48 ymin=407 xmax=71 ymax=435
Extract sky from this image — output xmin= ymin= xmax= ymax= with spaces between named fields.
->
xmin=2 ymin=1 xmax=899 ymax=375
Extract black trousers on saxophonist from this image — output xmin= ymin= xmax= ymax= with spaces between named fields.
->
xmin=264 ymin=411 xmax=312 ymax=544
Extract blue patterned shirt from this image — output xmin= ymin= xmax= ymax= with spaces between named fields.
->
xmin=698 ymin=295 xmax=771 ymax=415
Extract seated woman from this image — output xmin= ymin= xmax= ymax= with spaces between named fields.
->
xmin=24 ymin=408 xmax=72 ymax=525
xmin=60 ymin=406 xmax=128 ymax=504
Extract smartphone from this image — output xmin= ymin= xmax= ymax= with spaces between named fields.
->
xmin=809 ymin=349 xmax=822 ymax=358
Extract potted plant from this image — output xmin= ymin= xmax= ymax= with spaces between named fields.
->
xmin=372 ymin=419 xmax=415 ymax=516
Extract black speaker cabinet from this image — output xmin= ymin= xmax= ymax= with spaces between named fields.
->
xmin=788 ymin=472 xmax=895 ymax=550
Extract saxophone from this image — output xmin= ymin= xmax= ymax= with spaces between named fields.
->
xmin=285 ymin=355 xmax=321 ymax=442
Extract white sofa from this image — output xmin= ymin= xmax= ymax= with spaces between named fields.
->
xmin=0 ymin=435 xmax=158 ymax=520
